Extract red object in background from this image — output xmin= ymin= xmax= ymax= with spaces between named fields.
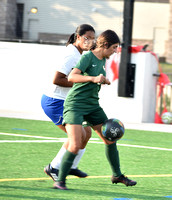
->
xmin=110 ymin=46 xmax=145 ymax=81
xmin=154 ymin=112 xmax=162 ymax=124
xmin=158 ymin=73 xmax=170 ymax=85
xmin=157 ymin=73 xmax=170 ymax=97
xmin=110 ymin=59 xmax=119 ymax=81
xmin=155 ymin=107 xmax=168 ymax=124
xmin=155 ymin=73 xmax=170 ymax=124
xmin=117 ymin=45 xmax=144 ymax=53
xmin=129 ymin=46 xmax=144 ymax=53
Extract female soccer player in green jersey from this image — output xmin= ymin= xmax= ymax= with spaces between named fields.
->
xmin=54 ymin=29 xmax=137 ymax=190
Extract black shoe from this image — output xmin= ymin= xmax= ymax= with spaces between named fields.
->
xmin=69 ymin=168 xmax=88 ymax=178
xmin=53 ymin=181 xmax=68 ymax=190
xmin=44 ymin=164 xmax=59 ymax=182
xmin=111 ymin=174 xmax=137 ymax=186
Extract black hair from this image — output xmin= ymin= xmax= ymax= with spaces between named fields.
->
xmin=66 ymin=24 xmax=95 ymax=46
xmin=96 ymin=29 xmax=120 ymax=48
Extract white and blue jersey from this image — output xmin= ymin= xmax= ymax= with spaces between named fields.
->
xmin=41 ymin=44 xmax=81 ymax=125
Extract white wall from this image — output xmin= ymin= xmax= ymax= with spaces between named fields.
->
xmin=0 ymin=42 xmax=158 ymax=123
xmin=99 ymin=52 xmax=158 ymax=123
xmin=0 ymin=42 xmax=65 ymax=120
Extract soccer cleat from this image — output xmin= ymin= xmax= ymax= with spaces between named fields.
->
xmin=53 ymin=181 xmax=68 ymax=190
xmin=44 ymin=164 xmax=87 ymax=180
xmin=69 ymin=168 xmax=88 ymax=178
xmin=111 ymin=174 xmax=137 ymax=186
xmin=44 ymin=164 xmax=58 ymax=182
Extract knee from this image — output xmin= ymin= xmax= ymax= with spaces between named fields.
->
xmin=85 ymin=126 xmax=92 ymax=140
xmin=68 ymin=143 xmax=82 ymax=154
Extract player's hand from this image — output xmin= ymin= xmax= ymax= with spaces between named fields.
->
xmin=93 ymin=74 xmax=111 ymax=85
xmin=104 ymin=78 xmax=111 ymax=85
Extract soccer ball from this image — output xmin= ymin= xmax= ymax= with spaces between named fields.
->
xmin=102 ymin=118 xmax=125 ymax=141
xmin=161 ymin=112 xmax=172 ymax=124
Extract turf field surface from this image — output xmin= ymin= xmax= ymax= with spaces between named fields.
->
xmin=0 ymin=117 xmax=172 ymax=200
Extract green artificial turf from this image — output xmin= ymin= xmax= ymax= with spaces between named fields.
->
xmin=0 ymin=117 xmax=172 ymax=200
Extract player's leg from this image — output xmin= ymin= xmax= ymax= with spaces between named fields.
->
xmin=54 ymin=124 xmax=85 ymax=190
xmin=50 ymin=124 xmax=90 ymax=177
xmin=93 ymin=124 xmax=122 ymax=176
xmin=70 ymin=125 xmax=91 ymax=176
xmin=41 ymin=95 xmax=88 ymax=179
xmin=50 ymin=124 xmax=90 ymax=178
xmin=91 ymin=107 xmax=137 ymax=187
xmin=93 ymin=124 xmax=137 ymax=186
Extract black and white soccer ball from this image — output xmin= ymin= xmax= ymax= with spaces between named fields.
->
xmin=102 ymin=118 xmax=125 ymax=141
xmin=161 ymin=112 xmax=172 ymax=124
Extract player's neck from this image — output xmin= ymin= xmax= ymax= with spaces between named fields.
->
xmin=73 ymin=44 xmax=83 ymax=54
xmin=92 ymin=48 xmax=104 ymax=60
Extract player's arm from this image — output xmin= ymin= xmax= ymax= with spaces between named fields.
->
xmin=53 ymin=71 xmax=73 ymax=87
xmin=68 ymin=68 xmax=110 ymax=85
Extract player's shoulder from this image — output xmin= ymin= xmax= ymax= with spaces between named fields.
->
xmin=66 ymin=44 xmax=80 ymax=56
xmin=83 ymin=50 xmax=92 ymax=56
xmin=82 ymin=50 xmax=93 ymax=60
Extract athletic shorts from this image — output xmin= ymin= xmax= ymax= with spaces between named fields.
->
xmin=41 ymin=94 xmax=64 ymax=125
xmin=63 ymin=106 xmax=108 ymax=126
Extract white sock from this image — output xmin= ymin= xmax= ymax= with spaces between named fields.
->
xmin=50 ymin=147 xmax=86 ymax=170
xmin=71 ymin=148 xmax=86 ymax=169
xmin=50 ymin=145 xmax=66 ymax=169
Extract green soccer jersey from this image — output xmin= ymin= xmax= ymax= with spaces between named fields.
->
xmin=64 ymin=51 xmax=106 ymax=111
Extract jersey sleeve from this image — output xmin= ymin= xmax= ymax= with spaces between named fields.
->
xmin=75 ymin=52 xmax=91 ymax=73
xmin=58 ymin=54 xmax=80 ymax=76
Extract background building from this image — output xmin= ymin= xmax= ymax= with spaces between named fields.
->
xmin=0 ymin=0 xmax=171 ymax=62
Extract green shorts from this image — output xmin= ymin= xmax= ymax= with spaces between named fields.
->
xmin=63 ymin=106 xmax=108 ymax=126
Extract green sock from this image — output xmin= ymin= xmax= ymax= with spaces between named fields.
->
xmin=105 ymin=143 xmax=122 ymax=177
xmin=57 ymin=150 xmax=77 ymax=182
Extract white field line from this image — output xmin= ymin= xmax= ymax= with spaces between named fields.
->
xmin=0 ymin=140 xmax=67 ymax=143
xmin=117 ymin=143 xmax=172 ymax=151
xmin=0 ymin=132 xmax=172 ymax=151
xmin=0 ymin=132 xmax=62 ymax=140
xmin=0 ymin=132 xmax=99 ymax=140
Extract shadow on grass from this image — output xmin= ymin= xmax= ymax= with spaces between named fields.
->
xmin=0 ymin=193 xmax=64 ymax=200
xmin=0 ymin=184 xmax=166 ymax=200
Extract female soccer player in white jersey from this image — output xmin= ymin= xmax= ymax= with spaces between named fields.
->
xmin=41 ymin=24 xmax=95 ymax=181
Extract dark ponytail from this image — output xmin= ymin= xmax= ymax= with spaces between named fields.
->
xmin=66 ymin=24 xmax=95 ymax=46
xmin=66 ymin=33 xmax=76 ymax=46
